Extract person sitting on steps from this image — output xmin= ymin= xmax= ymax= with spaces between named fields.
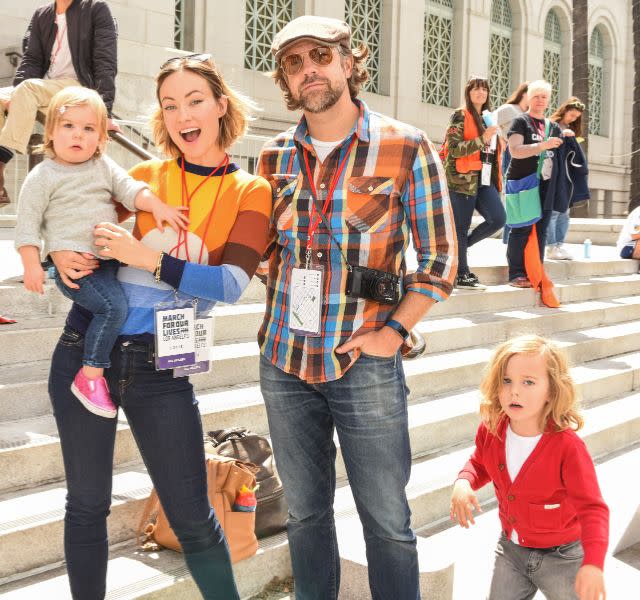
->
xmin=0 ymin=0 xmax=119 ymax=204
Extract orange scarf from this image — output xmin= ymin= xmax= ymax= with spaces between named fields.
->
xmin=455 ymin=110 xmax=482 ymax=173
xmin=524 ymin=227 xmax=560 ymax=308
xmin=455 ymin=110 xmax=502 ymax=191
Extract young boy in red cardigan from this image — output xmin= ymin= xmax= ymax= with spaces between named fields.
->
xmin=451 ymin=335 xmax=608 ymax=600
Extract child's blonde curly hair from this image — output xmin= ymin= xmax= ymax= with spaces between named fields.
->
xmin=480 ymin=335 xmax=584 ymax=435
xmin=40 ymin=86 xmax=108 ymax=159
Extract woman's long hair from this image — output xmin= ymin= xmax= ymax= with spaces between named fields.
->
xmin=550 ymin=96 xmax=584 ymax=137
xmin=505 ymin=81 xmax=530 ymax=107
xmin=463 ymin=76 xmax=491 ymax=134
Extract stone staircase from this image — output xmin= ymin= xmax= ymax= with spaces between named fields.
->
xmin=1 ymin=239 xmax=640 ymax=599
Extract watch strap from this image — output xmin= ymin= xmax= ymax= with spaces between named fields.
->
xmin=385 ymin=319 xmax=409 ymax=341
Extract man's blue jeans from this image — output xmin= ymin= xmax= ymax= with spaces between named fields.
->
xmin=54 ymin=259 xmax=127 ymax=368
xmin=259 ymin=352 xmax=419 ymax=600
xmin=48 ymin=327 xmax=239 ymax=600
xmin=546 ymin=210 xmax=570 ymax=246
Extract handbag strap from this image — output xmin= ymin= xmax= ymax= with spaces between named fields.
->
xmin=207 ymin=427 xmax=249 ymax=446
xmin=137 ymin=489 xmax=160 ymax=548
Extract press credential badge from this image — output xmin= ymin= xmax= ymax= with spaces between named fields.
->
xmin=289 ymin=267 xmax=323 ymax=335
xmin=173 ymin=317 xmax=214 ymax=377
xmin=155 ymin=305 xmax=196 ymax=370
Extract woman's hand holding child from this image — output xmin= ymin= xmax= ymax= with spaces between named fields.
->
xmin=450 ymin=478 xmax=482 ymax=528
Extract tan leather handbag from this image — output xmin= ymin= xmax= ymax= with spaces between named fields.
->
xmin=205 ymin=428 xmax=288 ymax=539
xmin=138 ymin=453 xmax=259 ymax=563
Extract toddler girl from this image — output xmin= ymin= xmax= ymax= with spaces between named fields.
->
xmin=450 ymin=335 xmax=609 ymax=600
xmin=15 ymin=86 xmax=187 ymax=418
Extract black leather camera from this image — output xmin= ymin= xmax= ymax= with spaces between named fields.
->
xmin=346 ymin=265 xmax=400 ymax=305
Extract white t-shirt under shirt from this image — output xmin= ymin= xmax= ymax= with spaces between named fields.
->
xmin=46 ymin=13 xmax=78 ymax=81
xmin=506 ymin=423 xmax=542 ymax=544
xmin=310 ymin=137 xmax=341 ymax=163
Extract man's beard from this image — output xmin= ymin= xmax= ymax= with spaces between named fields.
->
xmin=297 ymin=75 xmax=346 ymax=113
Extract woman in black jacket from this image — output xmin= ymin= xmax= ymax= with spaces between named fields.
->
xmin=0 ymin=0 xmax=117 ymax=203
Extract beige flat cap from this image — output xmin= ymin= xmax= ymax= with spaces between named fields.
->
xmin=271 ymin=15 xmax=351 ymax=60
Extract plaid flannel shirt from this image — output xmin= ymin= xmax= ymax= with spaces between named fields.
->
xmin=257 ymin=100 xmax=457 ymax=383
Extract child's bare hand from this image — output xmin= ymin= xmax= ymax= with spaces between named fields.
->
xmin=450 ymin=478 xmax=482 ymax=528
xmin=575 ymin=565 xmax=606 ymax=600
xmin=151 ymin=202 xmax=189 ymax=233
xmin=23 ymin=264 xmax=45 ymax=295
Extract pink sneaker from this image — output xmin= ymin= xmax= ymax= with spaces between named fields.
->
xmin=71 ymin=369 xmax=117 ymax=418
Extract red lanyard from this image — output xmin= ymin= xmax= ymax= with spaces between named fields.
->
xmin=51 ymin=16 xmax=68 ymax=66
xmin=532 ymin=117 xmax=545 ymax=139
xmin=302 ymin=135 xmax=357 ymax=253
xmin=170 ymin=155 xmax=230 ymax=264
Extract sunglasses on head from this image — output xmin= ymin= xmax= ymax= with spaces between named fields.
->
xmin=161 ymin=53 xmax=212 ymax=69
xmin=280 ymin=45 xmax=336 ymax=76
xmin=567 ymin=101 xmax=585 ymax=111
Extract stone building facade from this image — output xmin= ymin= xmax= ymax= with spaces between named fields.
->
xmin=0 ymin=0 xmax=634 ymax=216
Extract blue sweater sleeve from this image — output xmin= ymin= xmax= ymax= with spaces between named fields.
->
xmin=159 ymin=253 xmax=250 ymax=304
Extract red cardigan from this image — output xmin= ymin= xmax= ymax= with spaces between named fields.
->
xmin=457 ymin=419 xmax=609 ymax=569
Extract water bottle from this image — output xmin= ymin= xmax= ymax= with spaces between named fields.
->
xmin=47 ymin=266 xmax=57 ymax=279
xmin=583 ymin=238 xmax=592 ymax=259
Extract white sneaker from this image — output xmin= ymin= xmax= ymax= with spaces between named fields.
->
xmin=554 ymin=243 xmax=573 ymax=260
xmin=546 ymin=245 xmax=562 ymax=260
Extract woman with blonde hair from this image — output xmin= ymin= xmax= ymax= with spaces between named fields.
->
xmin=47 ymin=55 xmax=272 ymax=599
xmin=450 ymin=334 xmax=608 ymax=600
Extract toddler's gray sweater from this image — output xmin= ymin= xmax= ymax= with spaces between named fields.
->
xmin=14 ymin=155 xmax=147 ymax=256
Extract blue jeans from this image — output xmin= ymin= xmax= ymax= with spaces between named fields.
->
xmin=54 ymin=259 xmax=127 ymax=368
xmin=48 ymin=327 xmax=239 ymax=600
xmin=450 ymin=183 xmax=506 ymax=274
xmin=546 ymin=210 xmax=570 ymax=246
xmin=488 ymin=534 xmax=583 ymax=599
xmin=259 ymin=353 xmax=419 ymax=600
xmin=507 ymin=210 xmax=552 ymax=281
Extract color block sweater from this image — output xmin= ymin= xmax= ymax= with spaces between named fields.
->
xmin=66 ymin=158 xmax=272 ymax=336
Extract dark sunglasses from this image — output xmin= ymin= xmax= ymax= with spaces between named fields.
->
xmin=567 ymin=101 xmax=585 ymax=111
xmin=161 ymin=53 xmax=212 ymax=69
xmin=280 ymin=45 xmax=336 ymax=76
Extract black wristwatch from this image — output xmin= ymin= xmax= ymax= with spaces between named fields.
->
xmin=385 ymin=319 xmax=410 ymax=342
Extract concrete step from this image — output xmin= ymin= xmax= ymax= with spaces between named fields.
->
xmin=0 ymin=275 xmax=266 ymax=319
xmin=3 ymin=315 xmax=640 ymax=492
xmin=3 ymin=277 xmax=640 ymax=405
xmin=6 ymin=274 xmax=640 ymax=366
xmin=564 ymin=218 xmax=624 ymax=246
xmin=2 ymin=393 xmax=638 ymax=597
xmin=1 ymin=251 xmax=639 ymax=322
xmin=0 ymin=533 xmax=292 ymax=600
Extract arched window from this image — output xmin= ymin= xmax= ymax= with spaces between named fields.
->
xmin=244 ymin=0 xmax=294 ymax=72
xmin=543 ymin=10 xmax=562 ymax=112
xmin=588 ymin=27 xmax=604 ymax=136
xmin=489 ymin=0 xmax=513 ymax=107
xmin=422 ymin=0 xmax=454 ymax=107
xmin=345 ymin=0 xmax=382 ymax=93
